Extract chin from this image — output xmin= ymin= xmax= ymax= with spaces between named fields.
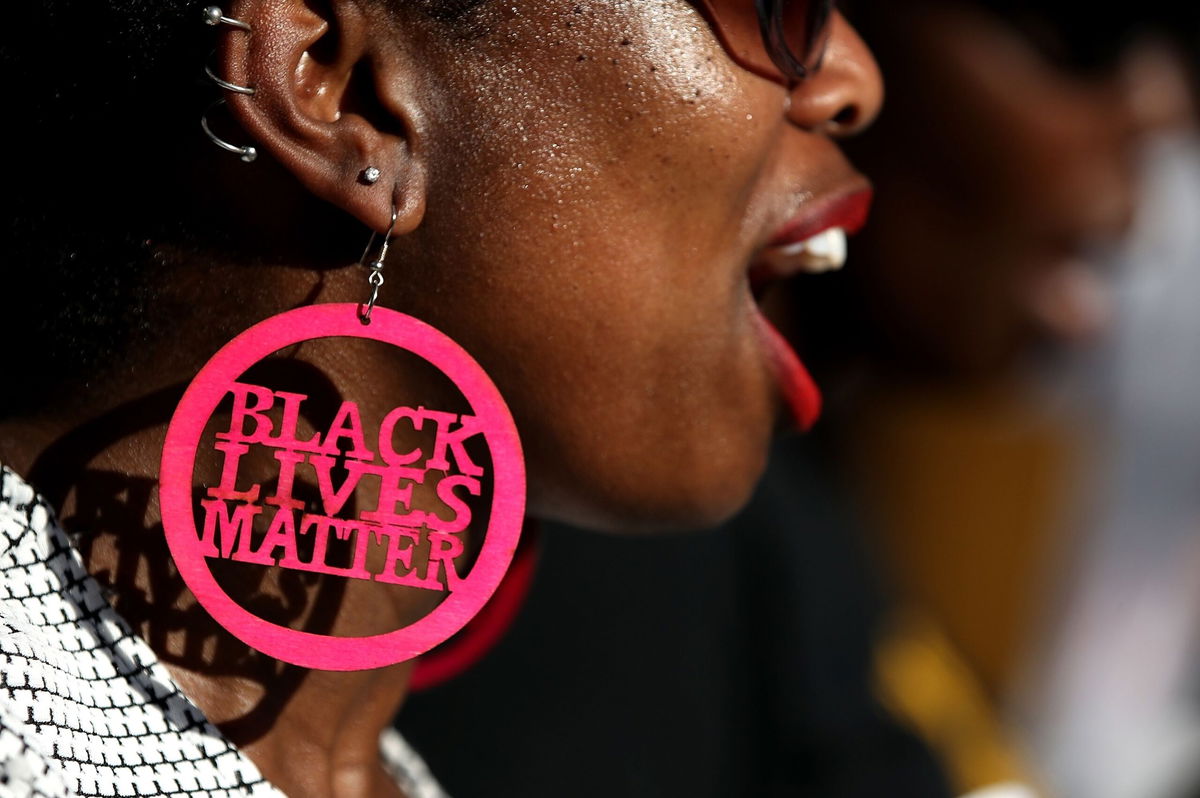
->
xmin=527 ymin=434 xmax=771 ymax=535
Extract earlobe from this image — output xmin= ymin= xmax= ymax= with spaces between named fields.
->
xmin=215 ymin=0 xmax=427 ymax=235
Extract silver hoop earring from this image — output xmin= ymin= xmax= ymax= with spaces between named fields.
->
xmin=200 ymin=100 xmax=258 ymax=163
xmin=202 ymin=4 xmax=254 ymax=94
xmin=200 ymin=6 xmax=257 ymax=161
xmin=204 ymin=63 xmax=255 ymax=96
xmin=203 ymin=6 xmax=252 ymax=32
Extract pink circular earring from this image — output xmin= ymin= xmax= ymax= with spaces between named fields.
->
xmin=160 ymin=190 xmax=525 ymax=671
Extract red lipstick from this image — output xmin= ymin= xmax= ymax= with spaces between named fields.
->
xmin=751 ymin=186 xmax=873 ymax=431
xmin=754 ymin=311 xmax=822 ymax=432
xmin=769 ymin=187 xmax=873 ymax=247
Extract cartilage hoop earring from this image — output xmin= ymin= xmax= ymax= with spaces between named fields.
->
xmin=359 ymin=202 xmax=400 ymax=324
xmin=205 ymin=63 xmax=255 ymax=95
xmin=203 ymin=6 xmax=252 ymax=32
xmin=201 ymin=6 xmax=257 ymax=160
xmin=201 ymin=99 xmax=258 ymax=163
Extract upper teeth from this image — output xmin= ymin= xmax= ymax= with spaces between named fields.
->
xmin=774 ymin=227 xmax=847 ymax=273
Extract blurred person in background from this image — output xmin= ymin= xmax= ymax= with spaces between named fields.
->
xmin=399 ymin=3 xmax=1197 ymax=798
xmin=787 ymin=1 xmax=1200 ymax=796
xmin=1019 ymin=104 xmax=1200 ymax=798
xmin=1013 ymin=10 xmax=1200 ymax=798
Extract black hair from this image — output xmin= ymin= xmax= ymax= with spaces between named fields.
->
xmin=1 ymin=3 xmax=217 ymax=416
xmin=0 ymin=2 xmax=491 ymax=419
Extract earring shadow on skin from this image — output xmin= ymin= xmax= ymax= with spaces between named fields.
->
xmin=28 ymin=359 xmax=356 ymax=747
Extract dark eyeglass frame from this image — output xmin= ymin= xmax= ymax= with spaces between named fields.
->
xmin=690 ymin=0 xmax=836 ymax=85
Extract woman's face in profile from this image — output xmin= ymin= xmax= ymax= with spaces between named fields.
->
xmin=389 ymin=1 xmax=880 ymax=530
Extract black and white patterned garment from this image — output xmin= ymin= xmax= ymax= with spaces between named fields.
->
xmin=0 ymin=466 xmax=447 ymax=798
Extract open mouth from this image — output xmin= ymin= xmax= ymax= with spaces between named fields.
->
xmin=749 ymin=225 xmax=850 ymax=301
xmin=746 ymin=187 xmax=873 ymax=431
xmin=750 ymin=305 xmax=823 ymax=432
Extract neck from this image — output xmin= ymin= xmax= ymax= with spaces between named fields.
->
xmin=1 ymin=412 xmax=422 ymax=798
xmin=0 ymin=260 xmax=461 ymax=798
xmin=168 ymin=655 xmax=412 ymax=798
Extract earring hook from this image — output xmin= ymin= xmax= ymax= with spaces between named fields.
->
xmin=359 ymin=202 xmax=401 ymax=325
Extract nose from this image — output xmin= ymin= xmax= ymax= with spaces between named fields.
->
xmin=787 ymin=13 xmax=884 ymax=136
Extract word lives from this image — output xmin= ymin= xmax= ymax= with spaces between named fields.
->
xmin=199 ymin=383 xmax=485 ymax=592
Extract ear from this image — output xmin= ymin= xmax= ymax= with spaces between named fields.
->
xmin=217 ymin=0 xmax=427 ymax=235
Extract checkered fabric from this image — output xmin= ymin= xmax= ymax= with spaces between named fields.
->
xmin=0 ymin=466 xmax=445 ymax=798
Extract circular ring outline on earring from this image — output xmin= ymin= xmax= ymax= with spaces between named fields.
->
xmin=160 ymin=304 xmax=527 ymax=671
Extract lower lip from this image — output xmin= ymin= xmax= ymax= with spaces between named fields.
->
xmin=750 ymin=302 xmax=821 ymax=432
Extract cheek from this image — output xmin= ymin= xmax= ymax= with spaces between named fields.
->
xmin=407 ymin=3 xmax=784 ymax=528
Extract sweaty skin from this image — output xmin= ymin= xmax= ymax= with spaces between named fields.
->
xmin=379 ymin=2 xmax=881 ymax=531
xmin=0 ymin=1 xmax=881 ymax=796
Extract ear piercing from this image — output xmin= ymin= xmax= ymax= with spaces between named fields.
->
xmin=200 ymin=6 xmax=258 ymax=161
xmin=199 ymin=7 xmax=383 ymax=181
xmin=200 ymin=101 xmax=258 ymax=162
xmin=204 ymin=63 xmax=255 ymax=96
xmin=203 ymin=6 xmax=251 ymax=32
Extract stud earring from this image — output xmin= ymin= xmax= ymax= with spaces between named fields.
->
xmin=361 ymin=166 xmax=382 ymax=185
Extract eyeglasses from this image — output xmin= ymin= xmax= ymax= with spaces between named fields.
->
xmin=690 ymin=0 xmax=836 ymax=85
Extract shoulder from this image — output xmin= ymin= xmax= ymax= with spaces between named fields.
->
xmin=0 ymin=468 xmax=72 ymax=796
xmin=0 ymin=699 xmax=72 ymax=798
xmin=0 ymin=466 xmax=447 ymax=798
xmin=379 ymin=727 xmax=450 ymax=798
xmin=0 ymin=466 xmax=280 ymax=798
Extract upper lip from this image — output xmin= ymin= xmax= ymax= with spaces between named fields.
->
xmin=746 ymin=182 xmax=873 ymax=294
xmin=766 ymin=184 xmax=874 ymax=249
